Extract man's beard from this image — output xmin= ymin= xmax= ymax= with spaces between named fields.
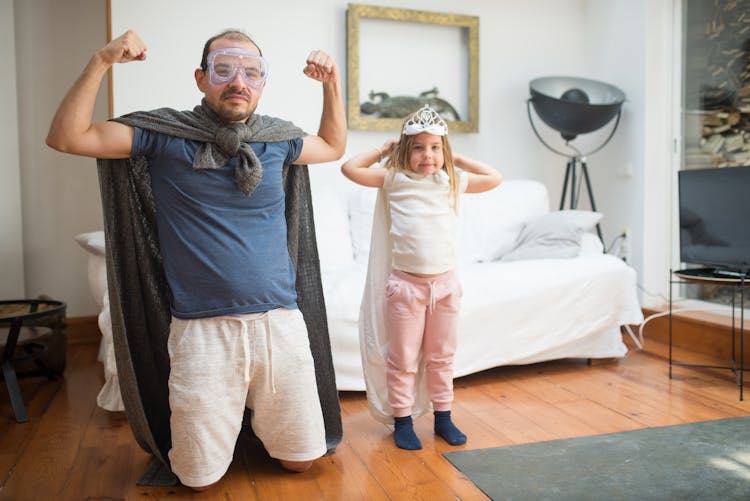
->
xmin=218 ymin=106 xmax=254 ymax=123
xmin=215 ymin=90 xmax=256 ymax=123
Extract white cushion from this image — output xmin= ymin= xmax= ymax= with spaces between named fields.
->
xmin=74 ymin=231 xmax=106 ymax=256
xmin=458 ymin=180 xmax=549 ymax=263
xmin=501 ymin=210 xmax=603 ymax=261
xmin=580 ymin=232 xmax=605 ymax=254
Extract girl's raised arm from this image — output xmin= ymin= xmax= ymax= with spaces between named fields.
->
xmin=341 ymin=140 xmax=396 ymax=188
xmin=454 ymin=153 xmax=503 ymax=194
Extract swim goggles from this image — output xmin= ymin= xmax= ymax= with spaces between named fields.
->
xmin=206 ymin=47 xmax=269 ymax=89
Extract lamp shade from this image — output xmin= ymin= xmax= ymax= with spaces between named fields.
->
xmin=529 ymin=76 xmax=625 ymax=140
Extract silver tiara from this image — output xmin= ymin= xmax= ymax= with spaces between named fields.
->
xmin=402 ymin=105 xmax=449 ymax=136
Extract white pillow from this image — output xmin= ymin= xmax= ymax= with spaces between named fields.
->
xmin=458 ymin=180 xmax=549 ymax=263
xmin=580 ymin=232 xmax=605 ymax=255
xmin=500 ymin=210 xmax=603 ymax=262
xmin=552 ymin=209 xmax=603 ymax=231
xmin=74 ymin=231 xmax=106 ymax=256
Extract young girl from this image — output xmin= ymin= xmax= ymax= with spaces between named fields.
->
xmin=341 ymin=105 xmax=502 ymax=450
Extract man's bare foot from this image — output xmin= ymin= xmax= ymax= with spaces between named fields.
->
xmin=189 ymin=482 xmax=216 ymax=492
xmin=279 ymin=459 xmax=313 ymax=473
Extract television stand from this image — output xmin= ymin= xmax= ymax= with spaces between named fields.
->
xmin=669 ymin=268 xmax=747 ymax=400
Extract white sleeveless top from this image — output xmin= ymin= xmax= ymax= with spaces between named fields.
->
xmin=384 ymin=169 xmax=468 ymax=274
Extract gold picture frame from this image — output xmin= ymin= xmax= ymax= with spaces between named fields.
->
xmin=346 ymin=4 xmax=479 ymax=133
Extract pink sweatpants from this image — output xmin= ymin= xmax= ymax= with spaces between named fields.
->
xmin=385 ymin=269 xmax=462 ymax=417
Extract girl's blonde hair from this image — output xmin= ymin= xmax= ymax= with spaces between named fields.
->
xmin=384 ymin=112 xmax=460 ymax=208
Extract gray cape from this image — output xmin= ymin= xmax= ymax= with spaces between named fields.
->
xmin=96 ymin=105 xmax=342 ymax=470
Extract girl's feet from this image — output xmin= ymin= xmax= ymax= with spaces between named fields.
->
xmin=394 ymin=415 xmax=422 ymax=450
xmin=434 ymin=410 xmax=467 ymax=445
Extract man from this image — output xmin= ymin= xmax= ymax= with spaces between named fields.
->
xmin=47 ymin=29 xmax=346 ymax=490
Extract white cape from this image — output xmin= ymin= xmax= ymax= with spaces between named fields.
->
xmin=358 ymin=187 xmax=431 ymax=424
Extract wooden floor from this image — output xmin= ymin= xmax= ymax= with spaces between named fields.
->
xmin=1 ymin=334 xmax=749 ymax=500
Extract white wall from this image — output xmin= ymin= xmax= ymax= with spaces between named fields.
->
xmin=1 ymin=0 xmax=25 ymax=298
xmin=8 ymin=0 xmax=674 ymax=316
xmin=642 ymin=0 xmax=677 ymax=307
xmin=12 ymin=0 xmax=108 ymax=315
xmin=109 ymin=0 xmax=588 ymax=191
xmin=582 ymin=0 xmax=647 ymax=273
xmin=580 ymin=0 xmax=675 ymax=307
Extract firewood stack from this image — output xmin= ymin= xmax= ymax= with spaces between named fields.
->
xmin=686 ymin=1 xmax=750 ymax=169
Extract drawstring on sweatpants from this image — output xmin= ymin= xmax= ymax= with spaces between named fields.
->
xmin=231 ymin=313 xmax=276 ymax=394
xmin=264 ymin=313 xmax=275 ymax=394
xmin=240 ymin=320 xmax=251 ymax=383
xmin=428 ymin=280 xmax=437 ymax=313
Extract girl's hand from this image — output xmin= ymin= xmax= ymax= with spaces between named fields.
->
xmin=453 ymin=153 xmax=503 ymax=193
xmin=380 ymin=139 xmax=398 ymax=158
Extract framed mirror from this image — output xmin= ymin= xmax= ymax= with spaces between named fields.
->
xmin=346 ymin=4 xmax=479 ymax=133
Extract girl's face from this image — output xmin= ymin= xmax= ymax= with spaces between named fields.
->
xmin=408 ymin=132 xmax=444 ymax=176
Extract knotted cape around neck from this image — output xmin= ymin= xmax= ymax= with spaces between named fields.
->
xmin=96 ymin=103 xmax=341 ymax=477
xmin=113 ymin=99 xmax=306 ymax=195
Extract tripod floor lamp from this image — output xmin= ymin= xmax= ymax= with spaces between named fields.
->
xmin=527 ymin=76 xmax=626 ymax=242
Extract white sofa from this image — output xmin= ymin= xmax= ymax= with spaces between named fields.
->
xmin=77 ymin=178 xmax=644 ymax=403
xmin=75 ymin=231 xmax=124 ymax=412
xmin=312 ymin=178 xmax=644 ymax=391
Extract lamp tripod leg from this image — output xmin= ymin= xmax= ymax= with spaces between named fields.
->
xmin=570 ymin=158 xmax=577 ymax=209
xmin=581 ymin=161 xmax=603 ymax=243
xmin=559 ymin=160 xmax=572 ymax=210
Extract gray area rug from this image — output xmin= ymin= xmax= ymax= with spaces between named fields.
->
xmin=444 ymin=416 xmax=750 ymax=500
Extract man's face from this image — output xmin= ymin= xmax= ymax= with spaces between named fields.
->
xmin=195 ymin=38 xmax=265 ymax=123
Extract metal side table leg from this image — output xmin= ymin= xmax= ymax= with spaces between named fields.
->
xmin=2 ymin=359 xmax=28 ymax=423
xmin=2 ymin=320 xmax=29 ymax=423
xmin=740 ymin=278 xmax=745 ymax=401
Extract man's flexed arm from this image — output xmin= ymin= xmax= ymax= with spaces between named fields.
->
xmin=294 ymin=50 xmax=347 ymax=165
xmin=46 ymin=30 xmax=147 ymax=159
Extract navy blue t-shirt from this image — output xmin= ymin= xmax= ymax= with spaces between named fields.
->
xmin=131 ymin=128 xmax=304 ymax=318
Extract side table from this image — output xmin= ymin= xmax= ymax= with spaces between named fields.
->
xmin=0 ymin=299 xmax=67 ymax=422
xmin=669 ymin=268 xmax=747 ymax=400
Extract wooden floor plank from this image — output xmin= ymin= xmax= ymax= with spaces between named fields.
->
xmin=458 ymin=382 xmax=554 ymax=445
xmin=61 ymin=443 xmax=134 ymax=501
xmin=312 ymin=437 xmax=391 ymax=501
xmin=0 ymin=376 xmax=61 ymax=484
xmin=0 ymin=344 xmax=104 ymax=501
xmin=450 ymin=389 xmax=517 ymax=448
xmin=478 ymin=376 xmax=603 ymax=441
xmin=2 ymin=336 xmax=749 ymax=499
xmin=339 ymin=397 xmax=464 ymax=501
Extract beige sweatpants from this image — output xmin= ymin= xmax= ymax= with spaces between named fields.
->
xmin=166 ymin=308 xmax=326 ymax=487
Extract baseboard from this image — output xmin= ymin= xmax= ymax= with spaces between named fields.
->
xmin=66 ymin=315 xmax=101 ymax=346
xmin=641 ymin=307 xmax=750 ymax=362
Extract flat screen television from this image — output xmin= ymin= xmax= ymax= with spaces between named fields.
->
xmin=678 ymin=165 xmax=750 ymax=274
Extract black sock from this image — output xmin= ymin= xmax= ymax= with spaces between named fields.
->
xmin=434 ymin=410 xmax=467 ymax=445
xmin=393 ymin=415 xmax=422 ymax=450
